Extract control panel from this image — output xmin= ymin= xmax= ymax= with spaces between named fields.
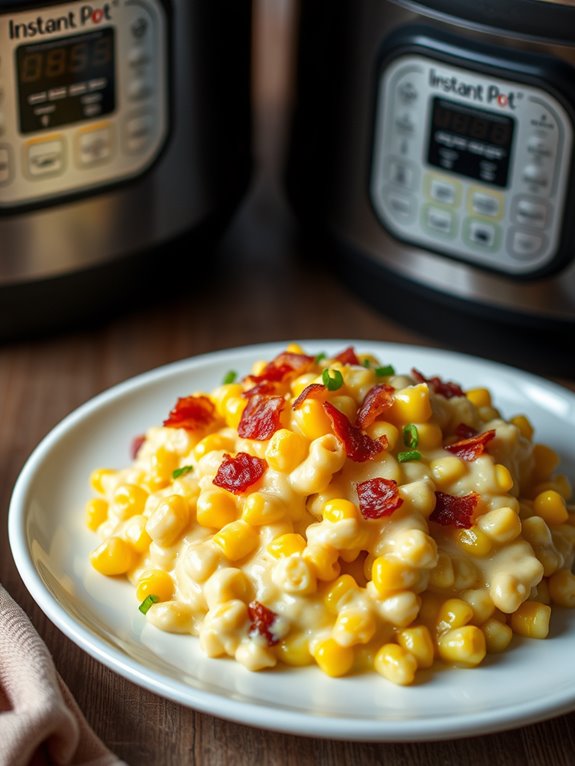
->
xmin=0 ymin=0 xmax=168 ymax=208
xmin=370 ymin=52 xmax=574 ymax=275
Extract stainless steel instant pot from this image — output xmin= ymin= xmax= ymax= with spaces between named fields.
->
xmin=286 ymin=0 xmax=575 ymax=374
xmin=0 ymin=0 xmax=252 ymax=338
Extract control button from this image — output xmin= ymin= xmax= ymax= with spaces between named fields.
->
xmin=76 ymin=125 xmax=114 ymax=167
xmin=0 ymin=145 xmax=12 ymax=186
xmin=129 ymin=47 xmax=152 ymax=67
xmin=131 ymin=15 xmax=150 ymax=40
xmin=25 ymin=137 xmax=66 ymax=178
xmin=428 ymin=177 xmax=459 ymax=207
xmin=464 ymin=219 xmax=500 ymax=251
xmin=509 ymin=230 xmax=546 ymax=260
xmin=387 ymin=158 xmax=417 ymax=190
xmin=423 ymin=204 xmax=456 ymax=238
xmin=398 ymin=81 xmax=418 ymax=105
xmin=129 ymin=79 xmax=153 ymax=101
xmin=470 ymin=190 xmax=504 ymax=219
xmin=513 ymin=197 xmax=549 ymax=228
xmin=523 ymin=165 xmax=549 ymax=187
xmin=383 ymin=188 xmax=416 ymax=224
xmin=395 ymin=113 xmax=416 ymax=134
xmin=527 ymin=134 xmax=553 ymax=158
xmin=124 ymin=112 xmax=155 ymax=154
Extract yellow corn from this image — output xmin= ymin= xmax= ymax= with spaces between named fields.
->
xmin=276 ymin=633 xmax=313 ymax=666
xmin=371 ymin=557 xmax=418 ymax=595
xmin=293 ymin=398 xmax=332 ymax=441
xmin=113 ymin=483 xmax=148 ymax=519
xmin=209 ymin=383 xmax=244 ymax=418
xmin=430 ymin=456 xmax=467 ymax=487
xmin=436 ymin=598 xmax=474 ymax=634
xmin=150 ymin=447 xmax=179 ymax=482
xmin=312 ymin=637 xmax=354 ymax=677
xmin=265 ymin=429 xmax=308 ymax=472
xmin=193 ymin=433 xmax=234 ymax=461
xmin=394 ymin=529 xmax=437 ymax=568
xmin=241 ymin=492 xmax=286 ymax=526
xmin=437 ymin=625 xmax=486 ymax=666
xmin=510 ymin=600 xmax=551 ymax=639
xmin=533 ymin=578 xmax=551 ymax=605
xmin=266 ymin=533 xmax=306 ymax=559
xmin=466 ymin=387 xmax=491 ymax=408
xmin=365 ymin=421 xmax=399 ymax=450
xmin=533 ymin=489 xmax=569 ymax=526
xmin=478 ymin=506 xmax=521 ymax=544
xmin=323 ymin=574 xmax=358 ymax=614
xmin=374 ymin=643 xmax=418 ymax=685
xmin=285 ymin=342 xmax=304 ymax=354
xmin=495 ymin=464 xmax=514 ymax=493
xmin=387 ymin=384 xmax=432 ymax=425
xmin=136 ymin=569 xmax=174 ymax=602
xmin=482 ymin=618 xmax=513 ymax=653
xmin=85 ymin=498 xmax=108 ymax=531
xmin=418 ymin=591 xmax=443 ymax=629
xmin=303 ymin=544 xmax=341 ymax=581
xmin=414 ymin=423 xmax=443 ymax=450
xmin=511 ymin=414 xmax=534 ymax=441
xmin=146 ymin=495 xmax=190 ymax=547
xmin=89 ymin=468 xmax=117 ymax=495
xmin=329 ymin=395 xmax=357 ymax=422
xmin=332 ymin=608 xmax=376 ymax=647
xmin=291 ymin=372 xmax=319 ymax=398
xmin=123 ymin=515 xmax=152 ymax=553
xmin=322 ymin=498 xmax=358 ymax=523
xmin=90 ymin=537 xmax=135 ymax=576
xmin=196 ymin=489 xmax=238 ymax=529
xmin=461 ymin=588 xmax=495 ymax=625
xmin=428 ymin=552 xmax=455 ymax=591
xmin=213 ymin=520 xmax=259 ymax=561
xmin=532 ymin=444 xmax=560 ymax=482
xmin=396 ymin=625 xmax=435 ymax=669
xmin=548 ymin=568 xmax=575 ymax=607
xmin=455 ymin=527 xmax=493 ymax=557
xmin=223 ymin=395 xmax=247 ymax=430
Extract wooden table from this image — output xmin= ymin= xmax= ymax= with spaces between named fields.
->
xmin=2 ymin=2 xmax=575 ymax=763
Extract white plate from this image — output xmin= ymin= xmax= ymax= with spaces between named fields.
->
xmin=8 ymin=340 xmax=575 ymax=742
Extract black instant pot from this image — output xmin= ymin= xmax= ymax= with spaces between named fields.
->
xmin=0 ymin=0 xmax=252 ymax=339
xmin=285 ymin=0 xmax=575 ymax=376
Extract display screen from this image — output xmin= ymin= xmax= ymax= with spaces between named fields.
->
xmin=16 ymin=28 xmax=116 ymax=134
xmin=427 ymin=97 xmax=515 ymax=188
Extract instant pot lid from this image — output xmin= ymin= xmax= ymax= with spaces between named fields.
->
xmin=392 ymin=0 xmax=575 ymax=43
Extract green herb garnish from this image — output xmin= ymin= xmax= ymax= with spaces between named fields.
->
xmin=362 ymin=358 xmax=371 ymax=368
xmin=139 ymin=594 xmax=159 ymax=614
xmin=403 ymin=424 xmax=419 ymax=450
xmin=397 ymin=449 xmax=422 ymax=463
xmin=375 ymin=364 xmax=395 ymax=377
xmin=315 ymin=352 xmax=327 ymax=363
xmin=322 ymin=368 xmax=344 ymax=391
xmin=222 ymin=370 xmax=238 ymax=384
xmin=173 ymin=465 xmax=194 ymax=479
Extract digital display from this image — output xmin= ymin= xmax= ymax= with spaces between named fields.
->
xmin=427 ymin=97 xmax=515 ymax=188
xmin=16 ymin=28 xmax=116 ymax=134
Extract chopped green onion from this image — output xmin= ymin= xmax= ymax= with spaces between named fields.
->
xmin=403 ymin=424 xmax=419 ymax=450
xmin=222 ymin=370 xmax=238 ymax=384
xmin=139 ymin=594 xmax=159 ymax=614
xmin=322 ymin=368 xmax=344 ymax=391
xmin=362 ymin=358 xmax=371 ymax=368
xmin=315 ymin=352 xmax=327 ymax=363
xmin=173 ymin=465 xmax=194 ymax=479
xmin=375 ymin=364 xmax=395 ymax=377
xmin=397 ymin=450 xmax=422 ymax=463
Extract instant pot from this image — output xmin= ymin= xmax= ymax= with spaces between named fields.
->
xmin=0 ymin=0 xmax=252 ymax=338
xmin=286 ymin=0 xmax=575 ymax=375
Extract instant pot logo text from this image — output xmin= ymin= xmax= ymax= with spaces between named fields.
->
xmin=429 ymin=69 xmax=518 ymax=110
xmin=8 ymin=3 xmax=114 ymax=40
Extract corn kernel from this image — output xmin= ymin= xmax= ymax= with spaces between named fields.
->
xmin=371 ymin=557 xmax=418 ymax=595
xmin=533 ymin=578 xmax=551 ymax=605
xmin=136 ymin=569 xmax=174 ymax=602
xmin=511 ymin=414 xmax=534 ymax=441
xmin=323 ymin=574 xmax=358 ymax=614
xmin=151 ymin=447 xmax=179 ymax=481
xmin=482 ymin=618 xmax=513 ymax=653
xmin=374 ymin=643 xmax=417 ymax=685
xmin=90 ymin=537 xmax=135 ymax=576
xmin=428 ymin=552 xmax=455 ymax=591
xmin=414 ymin=423 xmax=443 ymax=450
xmin=430 ymin=456 xmax=467 ymax=487
xmin=510 ymin=600 xmax=551 ymax=639
xmin=209 ymin=383 xmax=244 ymax=418
xmin=123 ymin=515 xmax=152 ymax=553
xmin=329 ymin=395 xmax=357 ymax=422
xmin=418 ymin=591 xmax=443 ymax=629
xmin=532 ymin=444 xmax=560 ymax=482
xmin=322 ymin=498 xmax=358 ymax=523
xmin=387 ymin=384 xmax=432 ymax=425
xmin=223 ymin=395 xmax=247 ymax=430
xmin=193 ymin=433 xmax=234 ymax=461
xmin=89 ymin=468 xmax=117 ymax=495
xmin=393 ymin=529 xmax=438 ymax=568
xmin=266 ymin=532 xmax=306 ymax=558
xmin=478 ymin=506 xmax=521 ymax=544
xmin=196 ymin=490 xmax=238 ymax=529
xmin=365 ymin=421 xmax=400 ymax=450
xmin=265 ymin=429 xmax=308 ymax=473
xmin=203 ymin=568 xmax=251 ymax=608
xmin=285 ymin=342 xmax=304 ymax=354
xmin=436 ymin=598 xmax=474 ymax=634
xmin=548 ymin=568 xmax=575 ymax=607
xmin=396 ymin=625 xmax=435 ymax=669
xmin=461 ymin=588 xmax=495 ymax=625
xmin=495 ymin=464 xmax=514 ymax=493
xmin=437 ymin=625 xmax=486 ymax=666
xmin=312 ymin=638 xmax=354 ymax=677
xmin=465 ymin=388 xmax=491 ymax=408
xmin=146 ymin=495 xmax=190 ymax=547
xmin=213 ymin=520 xmax=259 ymax=561
xmin=241 ymin=492 xmax=286 ymax=526
xmin=293 ymin=398 xmax=333 ymax=440
xmin=303 ymin=544 xmax=341 ymax=581
xmin=276 ymin=633 xmax=313 ymax=666
xmin=113 ymin=483 xmax=148 ymax=519
xmin=85 ymin=498 xmax=108 ymax=531
xmin=534 ymin=490 xmax=569 ymax=526
xmin=333 ymin=608 xmax=376 ymax=647
xmin=455 ymin=527 xmax=492 ymax=557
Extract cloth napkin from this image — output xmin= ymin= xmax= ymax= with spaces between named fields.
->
xmin=0 ymin=584 xmax=125 ymax=766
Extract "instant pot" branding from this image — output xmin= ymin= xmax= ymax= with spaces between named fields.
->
xmin=429 ymin=68 xmax=520 ymax=109
xmin=8 ymin=3 xmax=115 ymax=40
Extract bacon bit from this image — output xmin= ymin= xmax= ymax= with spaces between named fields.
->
xmin=445 ymin=429 xmax=496 ymax=461
xmin=237 ymin=395 xmax=286 ymax=440
xmin=455 ymin=423 xmax=478 ymax=440
xmin=248 ymin=600 xmax=279 ymax=646
xmin=213 ymin=452 xmax=267 ymax=494
xmin=292 ymin=383 xmax=326 ymax=410
xmin=242 ymin=381 xmax=278 ymax=398
xmin=130 ymin=434 xmax=146 ymax=460
xmin=248 ymin=352 xmax=315 ymax=385
xmin=355 ymin=384 xmax=395 ymax=429
xmin=356 ymin=478 xmax=404 ymax=519
xmin=411 ymin=368 xmax=465 ymax=399
xmin=430 ymin=491 xmax=479 ymax=529
xmin=323 ymin=401 xmax=386 ymax=462
xmin=163 ymin=395 xmax=216 ymax=431
xmin=333 ymin=346 xmax=360 ymax=366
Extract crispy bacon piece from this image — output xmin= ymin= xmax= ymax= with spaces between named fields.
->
xmin=163 ymin=395 xmax=216 ymax=431
xmin=445 ymin=429 xmax=496 ymax=462
xmin=455 ymin=423 xmax=478 ymax=440
xmin=292 ymin=383 xmax=326 ymax=410
xmin=355 ymin=384 xmax=395 ymax=429
xmin=130 ymin=434 xmax=146 ymax=460
xmin=248 ymin=352 xmax=315 ymax=385
xmin=333 ymin=346 xmax=360 ymax=366
xmin=242 ymin=381 xmax=278 ymax=398
xmin=238 ymin=395 xmax=286 ymax=440
xmin=430 ymin=491 xmax=479 ymax=529
xmin=411 ymin=368 xmax=465 ymax=399
xmin=323 ymin=401 xmax=386 ymax=462
xmin=356 ymin=477 xmax=403 ymax=519
xmin=213 ymin=452 xmax=267 ymax=494
xmin=248 ymin=601 xmax=279 ymax=646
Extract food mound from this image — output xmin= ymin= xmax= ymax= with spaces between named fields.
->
xmin=86 ymin=344 xmax=575 ymax=685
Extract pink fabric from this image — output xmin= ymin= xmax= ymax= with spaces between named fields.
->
xmin=0 ymin=585 xmax=124 ymax=766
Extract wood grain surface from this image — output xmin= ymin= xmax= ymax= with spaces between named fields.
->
xmin=2 ymin=2 xmax=575 ymax=764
